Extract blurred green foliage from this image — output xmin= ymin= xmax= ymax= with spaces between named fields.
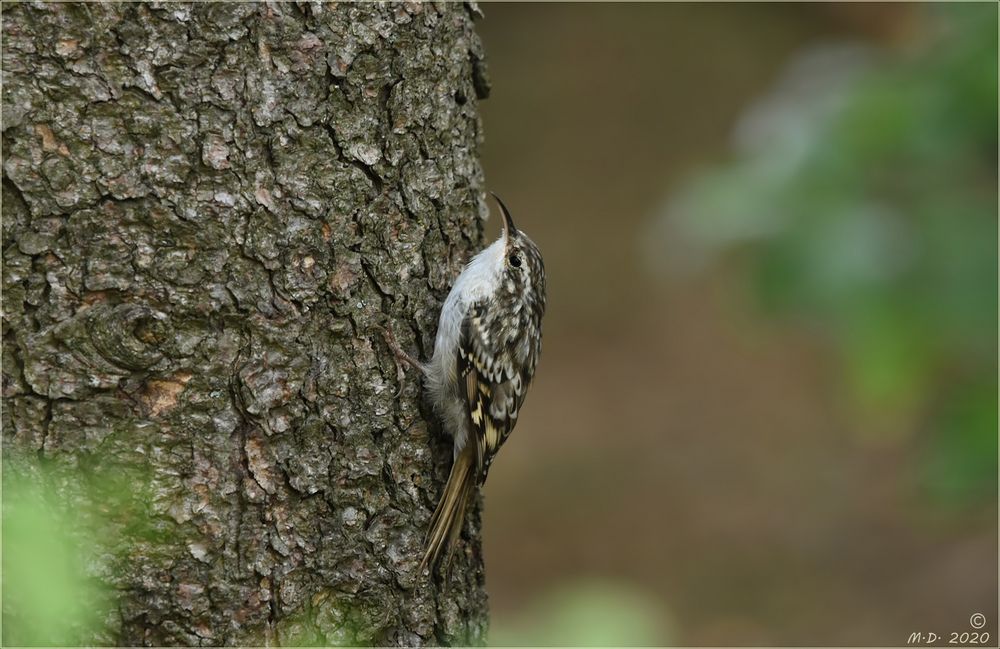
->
xmin=488 ymin=579 xmax=672 ymax=646
xmin=664 ymin=6 xmax=997 ymax=504
xmin=2 ymin=465 xmax=113 ymax=646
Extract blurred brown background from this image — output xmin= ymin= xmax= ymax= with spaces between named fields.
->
xmin=473 ymin=3 xmax=998 ymax=645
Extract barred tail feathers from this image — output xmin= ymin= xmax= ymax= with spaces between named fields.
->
xmin=420 ymin=448 xmax=477 ymax=572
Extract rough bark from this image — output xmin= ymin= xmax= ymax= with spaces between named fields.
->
xmin=2 ymin=2 xmax=491 ymax=645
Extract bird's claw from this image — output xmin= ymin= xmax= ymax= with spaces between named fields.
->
xmin=374 ymin=323 xmax=423 ymax=396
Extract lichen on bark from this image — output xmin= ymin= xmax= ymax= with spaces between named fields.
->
xmin=2 ymin=2 xmax=492 ymax=645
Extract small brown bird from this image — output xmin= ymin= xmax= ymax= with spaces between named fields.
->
xmin=386 ymin=193 xmax=546 ymax=571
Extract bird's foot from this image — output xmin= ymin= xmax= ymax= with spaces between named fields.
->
xmin=375 ymin=323 xmax=424 ymax=392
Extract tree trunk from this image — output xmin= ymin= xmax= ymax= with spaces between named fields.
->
xmin=2 ymin=2 xmax=491 ymax=645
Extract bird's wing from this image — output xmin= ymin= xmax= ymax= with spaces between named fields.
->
xmin=457 ymin=300 xmax=530 ymax=482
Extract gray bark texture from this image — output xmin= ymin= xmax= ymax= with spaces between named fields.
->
xmin=2 ymin=2 xmax=492 ymax=645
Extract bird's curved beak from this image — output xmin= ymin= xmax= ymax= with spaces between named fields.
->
xmin=491 ymin=192 xmax=517 ymax=240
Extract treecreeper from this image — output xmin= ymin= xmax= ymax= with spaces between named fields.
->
xmin=382 ymin=193 xmax=547 ymax=572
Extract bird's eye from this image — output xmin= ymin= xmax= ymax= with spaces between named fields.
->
xmin=508 ymin=254 xmax=522 ymax=268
